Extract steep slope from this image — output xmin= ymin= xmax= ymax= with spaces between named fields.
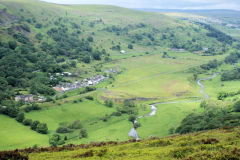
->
xmin=1 ymin=126 xmax=240 ymax=160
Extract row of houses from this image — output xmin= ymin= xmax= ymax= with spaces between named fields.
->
xmin=15 ymin=95 xmax=46 ymax=103
xmin=54 ymin=75 xmax=106 ymax=92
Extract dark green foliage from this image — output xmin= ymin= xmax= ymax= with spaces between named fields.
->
xmin=221 ymin=68 xmax=240 ymax=81
xmin=49 ymin=134 xmax=65 ymax=146
xmin=0 ymin=103 xmax=19 ymax=118
xmin=128 ymin=115 xmax=136 ymax=123
xmin=15 ymin=112 xmax=25 ymax=122
xmin=35 ymin=23 xmax=42 ymax=28
xmin=24 ymin=104 xmax=41 ymax=113
xmin=85 ymin=96 xmax=94 ymax=101
xmin=104 ymin=99 xmax=113 ymax=108
xmin=200 ymin=59 xmax=220 ymax=70
xmin=35 ymin=33 xmax=43 ymax=41
xmin=68 ymin=120 xmax=83 ymax=129
xmin=8 ymin=41 xmax=17 ymax=50
xmin=23 ymin=119 xmax=33 ymax=126
xmin=176 ymin=101 xmax=240 ymax=134
xmin=31 ymin=120 xmax=40 ymax=131
xmin=79 ymin=129 xmax=87 ymax=138
xmin=196 ymin=22 xmax=234 ymax=45
xmin=134 ymin=122 xmax=141 ymax=129
xmin=234 ymin=101 xmax=240 ymax=112
xmin=224 ymin=52 xmax=240 ymax=64
xmin=56 ymin=126 xmax=71 ymax=133
xmin=87 ymin=36 xmax=93 ymax=42
xmin=36 ymin=123 xmax=48 ymax=134
xmin=128 ymin=44 xmax=133 ymax=49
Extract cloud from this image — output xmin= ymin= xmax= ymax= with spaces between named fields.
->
xmin=41 ymin=0 xmax=240 ymax=10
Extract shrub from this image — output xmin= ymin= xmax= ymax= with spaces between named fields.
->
xmin=68 ymin=120 xmax=83 ymax=129
xmin=36 ymin=123 xmax=48 ymax=134
xmin=85 ymin=96 xmax=94 ymax=101
xmin=16 ymin=112 xmax=25 ymax=122
xmin=234 ymin=101 xmax=240 ymax=112
xmin=23 ymin=119 xmax=33 ymax=126
xmin=31 ymin=120 xmax=40 ymax=131
xmin=79 ymin=129 xmax=87 ymax=138
xmin=128 ymin=115 xmax=136 ymax=123
xmin=56 ymin=126 xmax=71 ymax=133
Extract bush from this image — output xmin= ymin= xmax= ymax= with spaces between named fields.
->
xmin=85 ymin=96 xmax=94 ymax=101
xmin=234 ymin=101 xmax=240 ymax=112
xmin=68 ymin=120 xmax=83 ymax=129
xmin=128 ymin=115 xmax=136 ymax=123
xmin=49 ymin=134 xmax=65 ymax=147
xmin=16 ymin=112 xmax=25 ymax=122
xmin=79 ymin=129 xmax=87 ymax=138
xmin=31 ymin=120 xmax=40 ymax=131
xmin=134 ymin=122 xmax=141 ymax=129
xmin=56 ymin=126 xmax=71 ymax=133
xmin=104 ymin=99 xmax=113 ymax=108
xmin=36 ymin=123 xmax=48 ymax=134
xmin=128 ymin=44 xmax=133 ymax=49
xmin=23 ymin=119 xmax=33 ymax=126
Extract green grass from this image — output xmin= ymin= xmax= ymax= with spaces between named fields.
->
xmin=25 ymin=100 xmax=133 ymax=144
xmin=21 ymin=127 xmax=240 ymax=160
xmin=137 ymin=102 xmax=201 ymax=138
xmin=0 ymin=115 xmax=48 ymax=151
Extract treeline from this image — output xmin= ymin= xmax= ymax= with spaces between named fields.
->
xmin=200 ymin=59 xmax=221 ymax=70
xmin=50 ymin=119 xmax=87 ymax=146
xmin=0 ymin=8 xmax=111 ymax=101
xmin=0 ymin=101 xmax=48 ymax=134
xmin=196 ymin=22 xmax=235 ymax=45
xmin=176 ymin=100 xmax=240 ymax=134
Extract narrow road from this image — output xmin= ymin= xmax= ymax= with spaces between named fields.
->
xmin=128 ymin=73 xmax=217 ymax=140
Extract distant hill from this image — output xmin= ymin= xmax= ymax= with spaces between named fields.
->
xmin=0 ymin=0 xmax=234 ymax=101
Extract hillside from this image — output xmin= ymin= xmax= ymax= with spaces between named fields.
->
xmin=1 ymin=126 xmax=240 ymax=160
xmin=1 ymin=0 xmax=240 ymax=152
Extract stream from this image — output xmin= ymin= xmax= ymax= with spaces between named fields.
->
xmin=128 ymin=73 xmax=217 ymax=140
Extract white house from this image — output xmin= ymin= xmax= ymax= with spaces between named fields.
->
xmin=120 ymin=50 xmax=126 ymax=54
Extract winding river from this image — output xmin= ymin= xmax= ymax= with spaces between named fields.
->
xmin=128 ymin=73 xmax=217 ymax=140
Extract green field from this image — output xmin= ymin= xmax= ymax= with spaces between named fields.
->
xmin=0 ymin=115 xmax=48 ymax=150
xmin=23 ymin=127 xmax=240 ymax=159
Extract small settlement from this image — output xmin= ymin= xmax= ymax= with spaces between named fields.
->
xmin=53 ymin=75 xmax=106 ymax=92
xmin=14 ymin=95 xmax=46 ymax=103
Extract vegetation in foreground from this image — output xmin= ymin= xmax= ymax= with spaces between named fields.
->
xmin=1 ymin=126 xmax=240 ymax=160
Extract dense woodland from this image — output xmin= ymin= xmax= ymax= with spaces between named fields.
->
xmin=176 ymin=100 xmax=240 ymax=134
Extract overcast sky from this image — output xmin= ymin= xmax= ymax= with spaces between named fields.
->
xmin=41 ymin=0 xmax=240 ymax=10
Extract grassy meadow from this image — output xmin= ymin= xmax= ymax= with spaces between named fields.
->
xmin=0 ymin=115 xmax=49 ymax=150
xmin=25 ymin=126 xmax=240 ymax=160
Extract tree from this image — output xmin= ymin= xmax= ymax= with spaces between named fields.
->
xmin=8 ymin=41 xmax=17 ymax=50
xmin=128 ymin=44 xmax=133 ymax=49
xmin=234 ymin=101 xmax=240 ymax=112
xmin=68 ymin=120 xmax=82 ymax=129
xmin=36 ymin=123 xmax=48 ymax=134
xmin=128 ymin=115 xmax=136 ymax=123
xmin=23 ymin=119 xmax=33 ymax=126
xmin=87 ymin=36 xmax=93 ymax=42
xmin=16 ymin=112 xmax=25 ymax=122
xmin=79 ymin=128 xmax=87 ymax=138
xmin=49 ymin=134 xmax=63 ymax=147
xmin=31 ymin=120 xmax=40 ymax=131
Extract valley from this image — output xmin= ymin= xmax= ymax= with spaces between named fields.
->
xmin=0 ymin=0 xmax=240 ymax=159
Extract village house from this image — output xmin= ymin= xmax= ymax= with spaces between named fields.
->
xmin=53 ymin=75 xmax=106 ymax=93
xmin=15 ymin=95 xmax=34 ymax=102
xmin=120 ymin=50 xmax=126 ymax=54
